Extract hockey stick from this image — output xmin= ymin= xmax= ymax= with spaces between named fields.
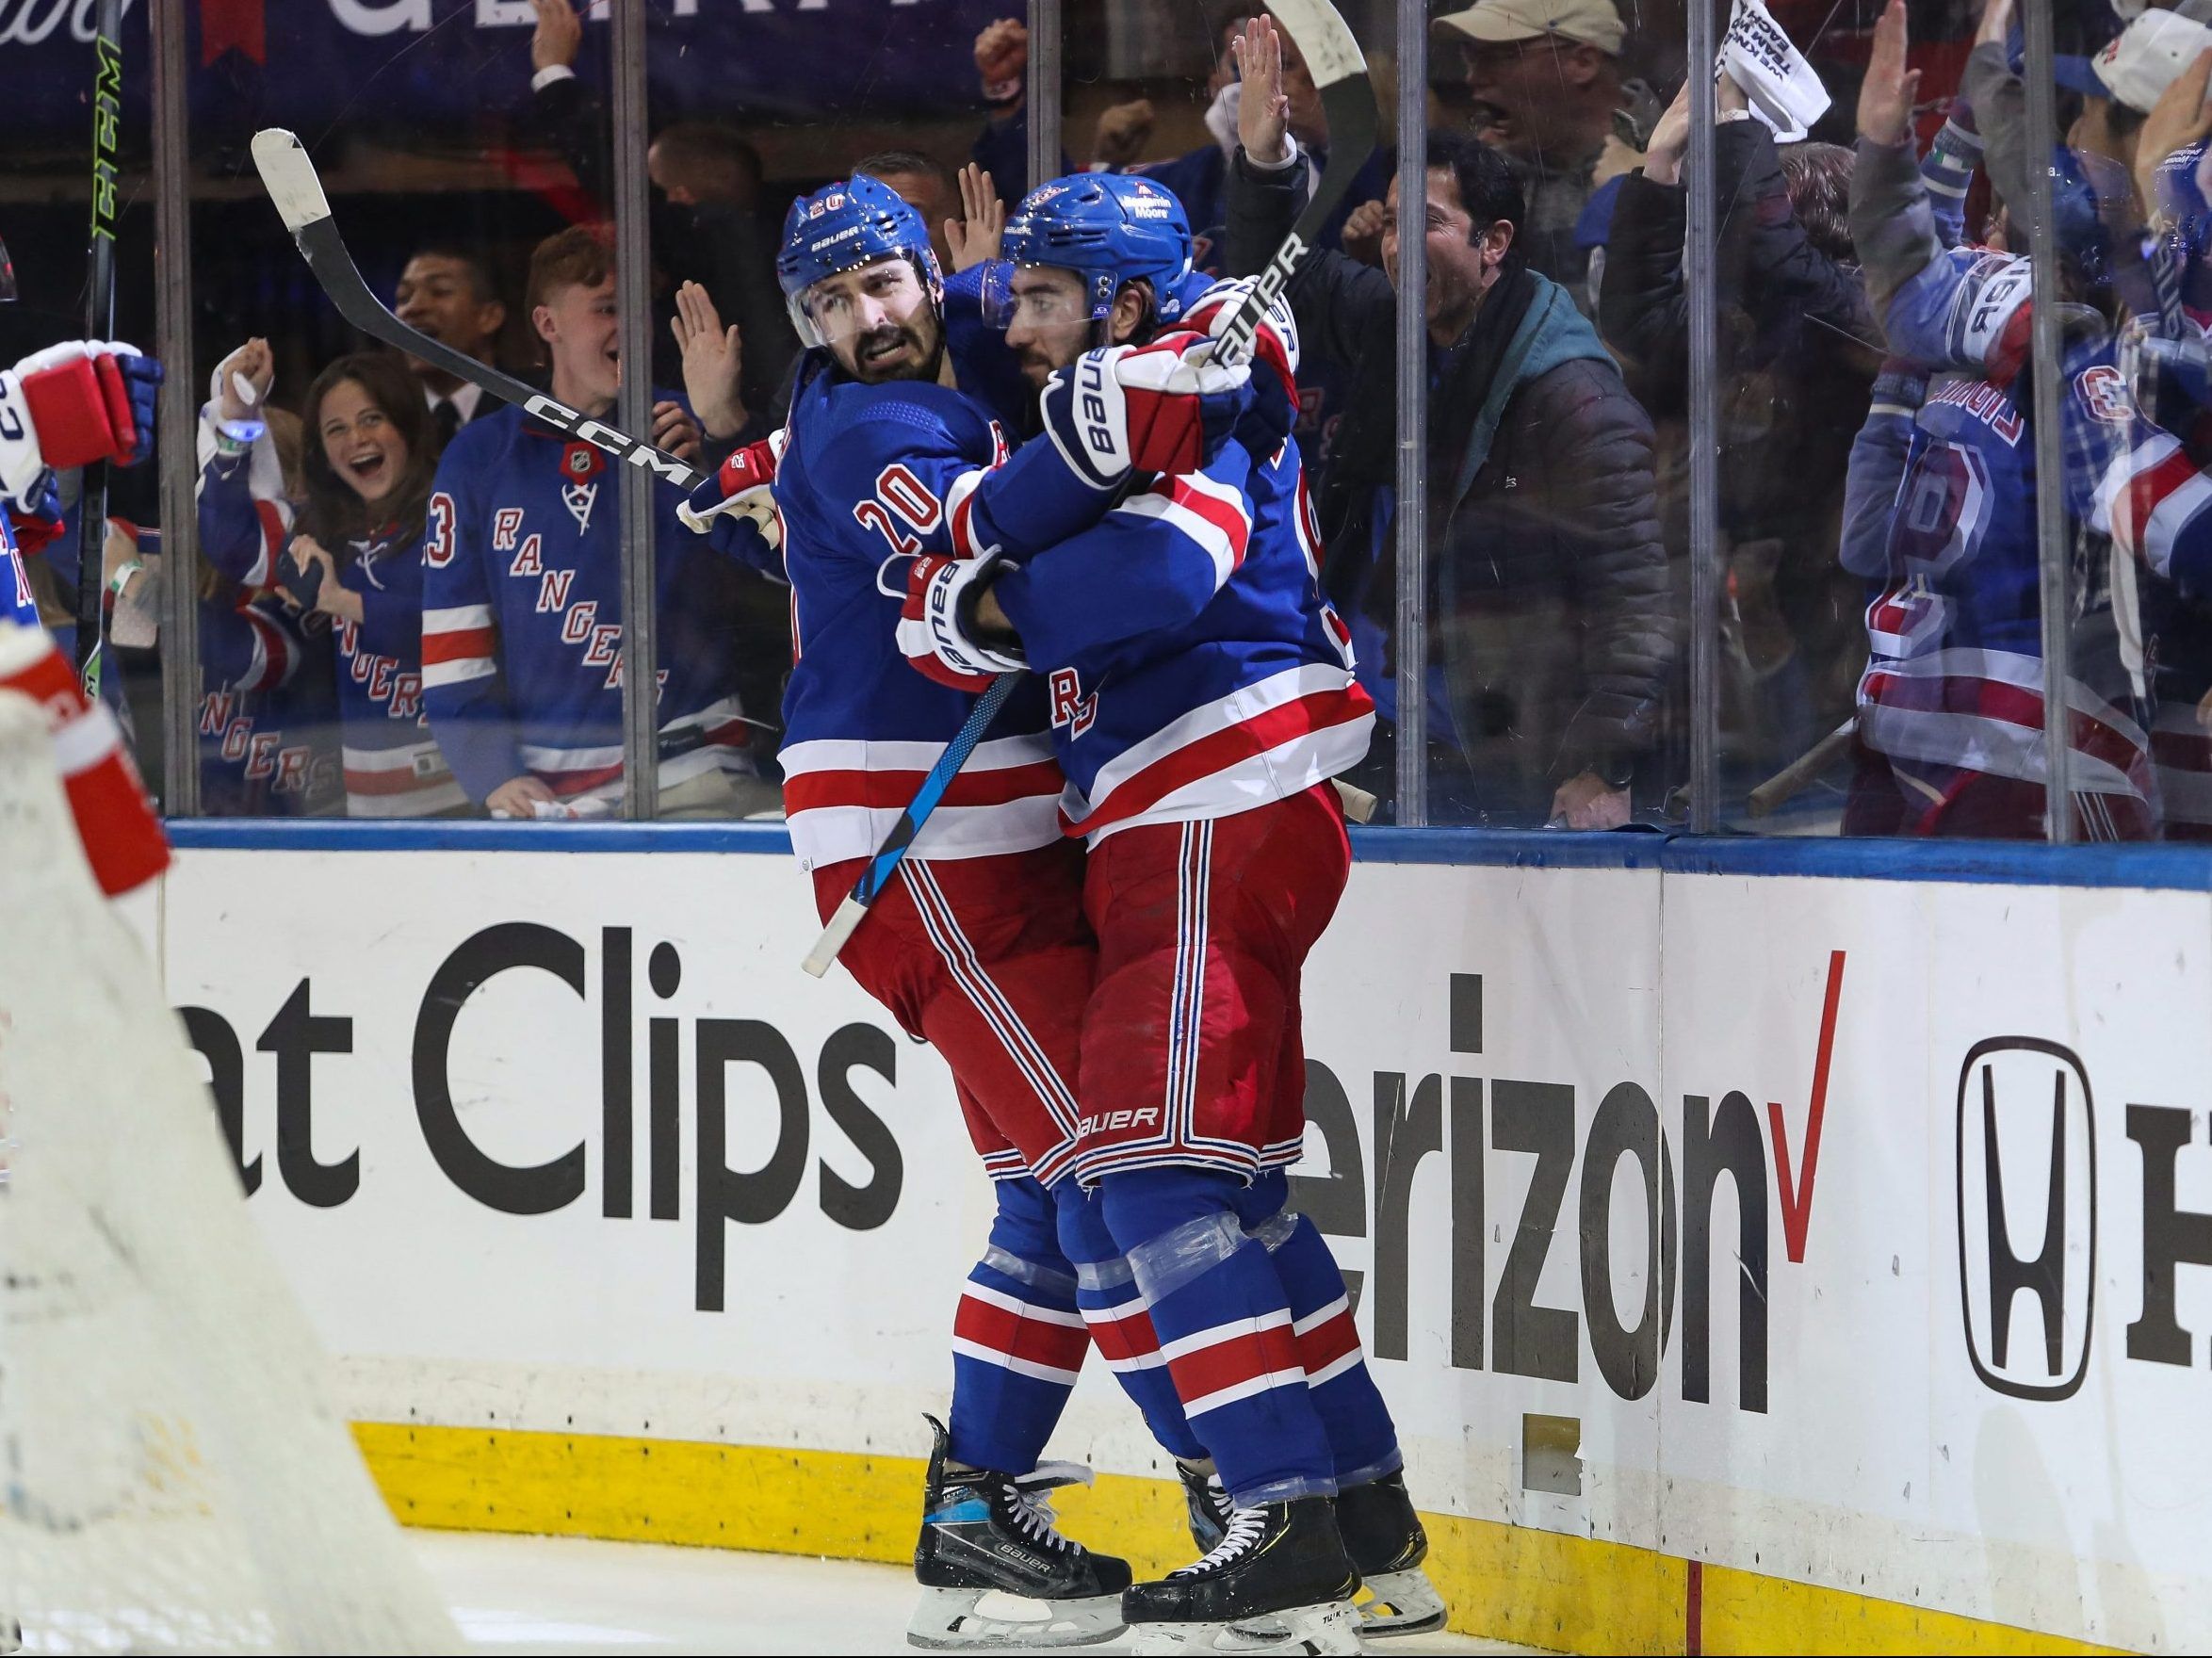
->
xmin=801 ymin=0 xmax=1380 ymax=978
xmin=1746 ymin=717 xmax=1856 ymax=818
xmin=246 ymin=130 xmax=708 ymax=495
xmin=73 ymin=0 xmax=122 ymax=694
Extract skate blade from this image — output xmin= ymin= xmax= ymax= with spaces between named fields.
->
xmin=1352 ymin=1569 xmax=1447 ymax=1638
xmin=1132 ymin=1599 xmax=1364 ymax=1656
xmin=906 ymin=1585 xmax=1127 ymax=1650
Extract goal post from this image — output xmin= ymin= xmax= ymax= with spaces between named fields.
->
xmin=0 ymin=690 xmax=461 ymax=1654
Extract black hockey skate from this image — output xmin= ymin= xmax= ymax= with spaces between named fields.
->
xmin=1333 ymin=1472 xmax=1447 ymax=1637
xmin=1122 ymin=1495 xmax=1361 ymax=1655
xmin=906 ymin=1415 xmax=1131 ymax=1650
xmin=1178 ymin=1466 xmax=1446 ymax=1641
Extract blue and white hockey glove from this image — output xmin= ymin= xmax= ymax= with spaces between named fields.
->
xmin=1038 ymin=333 xmax=1253 ymax=490
xmin=0 ymin=340 xmax=162 ymax=508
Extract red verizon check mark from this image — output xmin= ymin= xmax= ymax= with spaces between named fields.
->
xmin=1766 ymin=950 xmax=1846 ymax=1265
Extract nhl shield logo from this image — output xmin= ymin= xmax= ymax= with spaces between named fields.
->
xmin=561 ymin=441 xmax=603 ymax=533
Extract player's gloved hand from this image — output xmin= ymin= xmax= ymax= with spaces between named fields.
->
xmin=0 ymin=342 xmax=163 ymax=507
xmin=1182 ymin=277 xmax=1301 ymax=457
xmin=901 ymin=551 xmax=1027 ymax=687
xmin=677 ymin=427 xmax=786 ymax=546
xmin=1039 ymin=333 xmax=1253 ymax=489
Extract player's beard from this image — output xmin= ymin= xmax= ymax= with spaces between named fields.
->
xmin=847 ymin=317 xmax=942 ymax=384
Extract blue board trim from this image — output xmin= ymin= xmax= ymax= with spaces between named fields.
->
xmin=160 ymin=818 xmax=2212 ymax=892
xmin=164 ymin=819 xmax=797 ymax=857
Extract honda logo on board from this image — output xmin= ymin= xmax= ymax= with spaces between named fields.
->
xmin=1955 ymin=1037 xmax=2096 ymax=1401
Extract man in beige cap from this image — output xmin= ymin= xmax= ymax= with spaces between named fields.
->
xmin=1436 ymin=0 xmax=1633 ymax=308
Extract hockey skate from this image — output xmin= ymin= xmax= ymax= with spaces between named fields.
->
xmin=1333 ymin=1472 xmax=1447 ymax=1637
xmin=906 ymin=1416 xmax=1130 ymax=1650
xmin=1122 ymin=1496 xmax=1362 ymax=1655
xmin=1177 ymin=1466 xmax=1445 ymax=1641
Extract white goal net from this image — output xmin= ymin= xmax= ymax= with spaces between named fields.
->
xmin=0 ymin=690 xmax=460 ymax=1654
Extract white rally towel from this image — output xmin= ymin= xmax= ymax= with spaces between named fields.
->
xmin=1719 ymin=0 xmax=1830 ymax=144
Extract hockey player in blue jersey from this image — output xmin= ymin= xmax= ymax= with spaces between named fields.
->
xmin=677 ymin=172 xmax=1265 ymax=1649
xmin=904 ymin=172 xmax=1440 ymax=1653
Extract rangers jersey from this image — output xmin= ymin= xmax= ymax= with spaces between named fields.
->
xmin=1857 ymin=246 xmax=2212 ymax=805
xmin=984 ymin=429 xmax=1372 ymax=842
xmin=199 ymin=434 xmax=464 ymax=817
xmin=774 ymin=353 xmax=1188 ymax=870
xmin=421 ymin=399 xmax=768 ymax=805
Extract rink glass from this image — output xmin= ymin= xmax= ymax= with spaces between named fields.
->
xmin=0 ymin=0 xmax=2139 ymax=847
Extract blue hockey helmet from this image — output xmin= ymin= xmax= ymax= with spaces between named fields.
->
xmin=777 ymin=173 xmax=944 ymax=348
xmin=983 ymin=172 xmax=1195 ymax=333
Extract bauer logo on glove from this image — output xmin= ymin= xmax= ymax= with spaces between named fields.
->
xmin=1040 ymin=335 xmax=1253 ymax=489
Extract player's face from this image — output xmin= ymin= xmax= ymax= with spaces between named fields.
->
xmin=806 ymin=258 xmax=942 ymax=383
xmin=535 ymin=275 xmax=623 ymax=409
xmin=395 ymin=254 xmax=505 ymax=372
xmin=316 ymin=379 xmax=409 ymax=505
xmin=1002 ymin=266 xmax=1096 ymax=387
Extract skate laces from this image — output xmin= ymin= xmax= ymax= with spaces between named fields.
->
xmin=1002 ymin=1460 xmax=1094 ymax=1554
xmin=1172 ymin=1503 xmax=1269 ymax=1577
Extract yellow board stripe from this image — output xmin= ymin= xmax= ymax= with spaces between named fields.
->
xmin=350 ymin=1423 xmax=2123 ymax=1655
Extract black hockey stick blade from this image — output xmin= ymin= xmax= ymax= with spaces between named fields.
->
xmin=1209 ymin=0 xmax=1379 ymax=366
xmin=248 ymin=128 xmax=708 ymax=495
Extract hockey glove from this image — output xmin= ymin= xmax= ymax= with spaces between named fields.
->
xmin=1182 ymin=277 xmax=1302 ymax=457
xmin=0 ymin=342 xmax=163 ymax=508
xmin=902 ymin=551 xmax=1028 ymax=688
xmin=1038 ymin=334 xmax=1253 ymax=490
xmin=677 ymin=428 xmax=786 ymax=547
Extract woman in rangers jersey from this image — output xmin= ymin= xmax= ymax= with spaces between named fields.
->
xmin=198 ymin=343 xmax=464 ymax=818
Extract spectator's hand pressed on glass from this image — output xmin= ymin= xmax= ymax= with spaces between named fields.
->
xmin=975 ymin=17 xmax=1027 ymax=104
xmin=671 ymin=280 xmax=747 ymax=440
xmin=1234 ymin=15 xmax=1293 ymax=166
xmin=651 ymin=398 xmax=705 ymax=467
xmin=529 ymin=0 xmax=582 ymax=74
xmin=2139 ymin=49 xmax=2212 ymax=216
xmin=214 ymin=337 xmax=273 ymax=427
xmin=946 ymin=164 xmax=1006 ymax=272
xmin=1973 ymin=0 xmax=2013 ymax=50
xmin=290 ymin=535 xmax=365 ymax=627
xmin=1550 ymin=770 xmax=1632 ymax=830
xmin=487 ymin=775 xmax=560 ymax=819
xmin=1341 ymin=200 xmax=1387 ymax=267
xmin=1857 ymin=0 xmax=1920 ymax=146
xmin=1092 ymin=98 xmax=1157 ymax=169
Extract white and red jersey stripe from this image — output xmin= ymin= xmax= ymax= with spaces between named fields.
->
xmin=0 ymin=620 xmax=168 ymax=896
xmin=1856 ymin=645 xmax=2155 ymax=802
xmin=1160 ymin=1309 xmax=1308 ymax=1419
xmin=420 ymin=602 xmax=496 ymax=693
xmin=778 ymin=732 xmax=1066 ymax=871
xmin=1064 ymin=662 xmax=1375 ymax=843
xmin=951 ymin=1281 xmax=1090 ymax=1386
xmin=1079 ymin=1278 xmax=1170 ymax=1377
xmin=339 ymin=742 xmax=466 ymax=819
